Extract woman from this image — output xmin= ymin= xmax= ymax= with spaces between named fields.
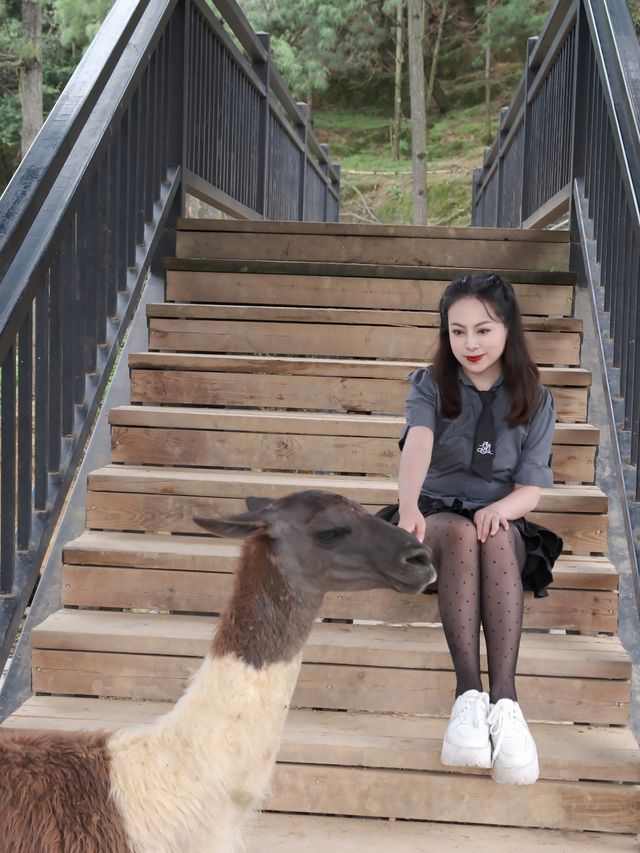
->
xmin=395 ymin=273 xmax=562 ymax=785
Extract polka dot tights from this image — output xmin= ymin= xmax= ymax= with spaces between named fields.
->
xmin=424 ymin=512 xmax=525 ymax=704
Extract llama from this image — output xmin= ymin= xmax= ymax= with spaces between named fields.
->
xmin=0 ymin=490 xmax=434 ymax=853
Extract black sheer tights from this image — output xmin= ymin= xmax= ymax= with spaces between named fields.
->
xmin=425 ymin=512 xmax=526 ymax=704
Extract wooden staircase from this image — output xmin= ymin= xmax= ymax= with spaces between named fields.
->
xmin=4 ymin=220 xmax=639 ymax=850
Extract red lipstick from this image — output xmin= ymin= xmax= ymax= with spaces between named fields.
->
xmin=466 ymin=355 xmax=483 ymax=363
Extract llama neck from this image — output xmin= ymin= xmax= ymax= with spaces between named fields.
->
xmin=212 ymin=536 xmax=323 ymax=668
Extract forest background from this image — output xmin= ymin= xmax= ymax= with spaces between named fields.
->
xmin=2 ymin=0 xmax=640 ymax=226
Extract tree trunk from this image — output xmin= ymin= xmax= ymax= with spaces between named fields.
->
xmin=392 ymin=0 xmax=404 ymax=160
xmin=20 ymin=0 xmax=43 ymax=159
xmin=407 ymin=0 xmax=428 ymax=225
xmin=432 ymin=78 xmax=451 ymax=114
xmin=427 ymin=0 xmax=447 ymax=111
xmin=485 ymin=0 xmax=492 ymax=143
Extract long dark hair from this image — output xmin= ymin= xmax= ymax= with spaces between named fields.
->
xmin=431 ymin=274 xmax=540 ymax=426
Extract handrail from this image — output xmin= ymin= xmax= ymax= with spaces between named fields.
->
xmin=0 ymin=0 xmax=340 ymax=675
xmin=0 ymin=1 xmax=149 ymax=283
xmin=472 ymin=0 xmax=640 ymax=603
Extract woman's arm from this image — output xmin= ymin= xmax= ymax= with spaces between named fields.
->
xmin=398 ymin=425 xmax=434 ymax=542
xmin=473 ymin=483 xmax=542 ymax=543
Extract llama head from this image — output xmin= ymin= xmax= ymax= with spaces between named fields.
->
xmin=194 ymin=490 xmax=435 ymax=596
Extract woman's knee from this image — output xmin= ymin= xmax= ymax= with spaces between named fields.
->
xmin=424 ymin=514 xmax=477 ymax=566
xmin=479 ymin=525 xmax=524 ymax=571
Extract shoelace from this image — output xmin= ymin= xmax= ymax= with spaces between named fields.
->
xmin=459 ymin=693 xmax=489 ymax=728
xmin=488 ymin=702 xmax=522 ymax=765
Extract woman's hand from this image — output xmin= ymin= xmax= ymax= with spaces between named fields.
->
xmin=473 ymin=506 xmax=509 ymax=543
xmin=398 ymin=505 xmax=426 ymax=543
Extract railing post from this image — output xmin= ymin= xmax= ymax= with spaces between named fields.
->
xmin=180 ymin=0 xmax=191 ymax=216
xmin=331 ymin=163 xmax=341 ymax=222
xmin=297 ymin=102 xmax=309 ymax=222
xmin=320 ymin=142 xmax=330 ymax=222
xmin=495 ymin=106 xmax=508 ymax=227
xmin=472 ymin=167 xmax=481 ymax=226
xmin=254 ymin=32 xmax=271 ymax=218
xmin=520 ymin=37 xmax=538 ymax=227
xmin=569 ymin=0 xmax=590 ymax=284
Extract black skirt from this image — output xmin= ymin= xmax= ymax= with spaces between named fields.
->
xmin=376 ymin=495 xmax=563 ymax=598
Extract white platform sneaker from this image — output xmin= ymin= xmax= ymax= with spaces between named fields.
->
xmin=488 ymin=698 xmax=539 ymax=784
xmin=440 ymin=689 xmax=492 ymax=768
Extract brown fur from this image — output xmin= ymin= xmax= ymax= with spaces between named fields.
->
xmin=212 ymin=536 xmax=321 ymax=668
xmin=0 ymin=728 xmax=130 ymax=852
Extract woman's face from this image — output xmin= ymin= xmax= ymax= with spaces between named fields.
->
xmin=447 ymin=296 xmax=508 ymax=387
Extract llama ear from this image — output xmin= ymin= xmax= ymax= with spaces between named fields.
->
xmin=245 ymin=496 xmax=273 ymax=512
xmin=193 ymin=509 xmax=270 ymax=539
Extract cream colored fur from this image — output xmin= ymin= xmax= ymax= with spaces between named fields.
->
xmin=108 ymin=652 xmax=303 ymax=853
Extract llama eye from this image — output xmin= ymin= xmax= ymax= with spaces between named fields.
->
xmin=313 ymin=527 xmax=350 ymax=546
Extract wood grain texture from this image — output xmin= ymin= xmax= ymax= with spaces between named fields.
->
xmin=166 ymin=270 xmax=576 ymax=316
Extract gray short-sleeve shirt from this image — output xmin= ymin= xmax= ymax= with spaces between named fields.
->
xmin=399 ymin=367 xmax=555 ymax=510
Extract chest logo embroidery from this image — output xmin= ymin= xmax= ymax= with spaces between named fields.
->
xmin=476 ymin=441 xmax=493 ymax=456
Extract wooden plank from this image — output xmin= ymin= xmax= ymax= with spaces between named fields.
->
xmin=86 ymin=465 xmax=608 ymax=511
xmin=146 ymin=302 xmax=583 ymax=333
xmin=128 ymin=365 xmax=590 ymax=423
xmin=29 ymin=649 xmax=629 ymax=724
xmin=523 ymin=183 xmax=572 ymax=230
xmin=166 ymin=271 xmax=576 ymax=316
xmin=6 ymin=699 xmax=640 ymax=784
xmin=175 ymin=219 xmax=571 ymax=242
xmin=61 ymin=564 xmax=617 ymax=632
xmin=86 ymin=490 xmax=607 ymax=552
xmin=275 ymin=710 xmax=640 ymax=784
xmin=175 ymin=232 xmax=570 ymax=272
xmin=64 ymin=531 xmax=618 ymax=589
xmin=31 ymin=610 xmax=630 ymax=680
xmin=164 ymin=257 xmax=577 ymax=286
xmin=248 ymin=814 xmax=640 ymax=853
xmin=109 ymin=422 xmax=595 ymax=483
xmin=147 ymin=318 xmax=581 ymax=365
xmin=128 ymin=353 xmax=593 ymax=387
xmin=265 ymin=764 xmax=639 ymax=834
xmin=110 ymin=405 xmax=596 ymax=441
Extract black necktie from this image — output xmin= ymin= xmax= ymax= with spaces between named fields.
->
xmin=471 ymin=390 xmax=496 ymax=482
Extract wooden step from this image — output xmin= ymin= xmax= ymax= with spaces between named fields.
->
xmin=30 ymin=610 xmax=630 ymax=724
xmin=147 ymin=302 xmax=583 ymax=331
xmin=175 ymin=219 xmax=572 ymax=241
xmin=86 ymin=465 xmax=607 ymax=511
xmin=61 ymin=532 xmax=619 ymax=633
xmin=6 ymin=697 xmax=639 ymax=784
xmin=175 ymin=221 xmax=570 ymax=272
xmin=4 ymin=697 xmax=638 ymax=838
xmin=86 ymin=465 xmax=609 ymax=553
xmin=165 ymin=265 xmax=576 ymax=316
xmin=128 ymin=353 xmax=591 ymax=421
xmin=108 ymin=406 xmax=597 ymax=484
xmin=265 ymin=764 xmax=639 ymax=834
xmin=60 ymin=563 xmax=617 ymax=632
xmin=247 ymin=814 xmax=638 ymax=853
xmin=147 ymin=305 xmax=580 ymax=365
xmin=63 ymin=530 xmax=618 ymax=589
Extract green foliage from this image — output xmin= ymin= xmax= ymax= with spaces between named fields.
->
xmin=0 ymin=90 xmax=20 ymax=146
xmin=476 ymin=0 xmax=548 ymax=58
xmin=0 ymin=0 xmax=113 ymax=188
xmin=239 ymin=0 xmax=389 ymax=100
xmin=53 ymin=0 xmax=114 ymax=51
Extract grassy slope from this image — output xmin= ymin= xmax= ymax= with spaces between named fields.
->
xmin=312 ymin=102 xmax=495 ymax=226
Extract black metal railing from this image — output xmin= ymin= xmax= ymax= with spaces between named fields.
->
xmin=472 ymin=0 xmax=640 ymax=503
xmin=472 ymin=0 xmax=578 ymax=229
xmin=0 ymin=0 xmax=339 ymax=672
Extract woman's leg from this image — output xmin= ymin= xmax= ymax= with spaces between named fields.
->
xmin=425 ymin=513 xmax=483 ymax=697
xmin=479 ymin=524 xmax=526 ymax=703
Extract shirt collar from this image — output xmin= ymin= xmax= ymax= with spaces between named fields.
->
xmin=457 ymin=366 xmax=505 ymax=391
